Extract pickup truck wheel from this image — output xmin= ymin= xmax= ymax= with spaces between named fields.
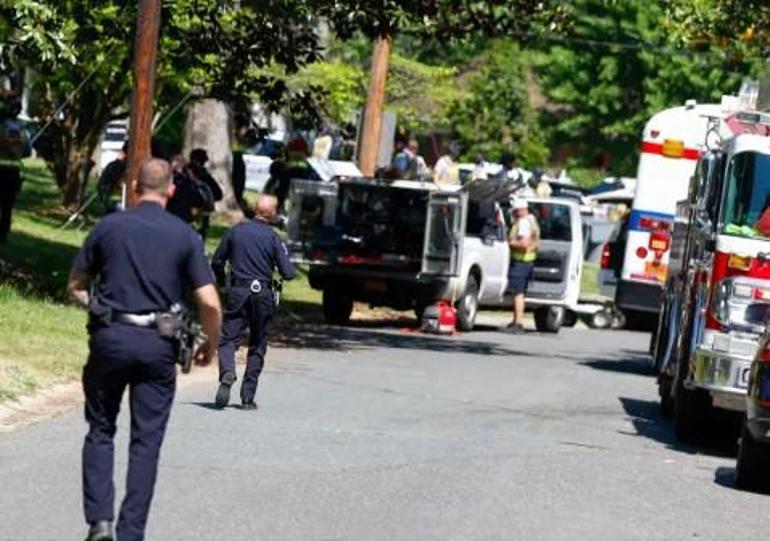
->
xmin=322 ymin=290 xmax=354 ymax=325
xmin=736 ymin=423 xmax=770 ymax=493
xmin=534 ymin=306 xmax=563 ymax=334
xmin=586 ymin=308 xmax=612 ymax=329
xmin=414 ymin=303 xmax=428 ymax=323
xmin=456 ymin=276 xmax=479 ymax=332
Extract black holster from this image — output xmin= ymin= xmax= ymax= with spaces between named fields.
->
xmin=87 ymin=296 xmax=112 ymax=328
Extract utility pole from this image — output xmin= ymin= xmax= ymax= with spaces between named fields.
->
xmin=124 ymin=0 xmax=162 ymax=207
xmin=358 ymin=34 xmax=392 ymax=177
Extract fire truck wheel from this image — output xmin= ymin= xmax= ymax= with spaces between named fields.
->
xmin=652 ymin=299 xmax=669 ymax=363
xmin=456 ymin=275 xmax=479 ymax=332
xmin=736 ymin=423 xmax=770 ymax=493
xmin=658 ymin=376 xmax=673 ymax=418
xmin=534 ymin=306 xmax=563 ymax=333
xmin=673 ymin=383 xmax=709 ymax=444
xmin=322 ymin=290 xmax=354 ymax=325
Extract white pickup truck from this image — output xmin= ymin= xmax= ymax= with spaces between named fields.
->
xmin=288 ymin=177 xmax=583 ymax=332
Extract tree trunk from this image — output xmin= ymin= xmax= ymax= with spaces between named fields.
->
xmin=183 ymin=98 xmax=237 ymax=212
xmin=60 ymin=145 xmax=92 ymax=208
xmin=58 ymin=128 xmax=100 ymax=209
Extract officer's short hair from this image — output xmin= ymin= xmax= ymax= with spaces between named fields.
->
xmin=254 ymin=195 xmax=278 ymax=218
xmin=139 ymin=158 xmax=171 ymax=193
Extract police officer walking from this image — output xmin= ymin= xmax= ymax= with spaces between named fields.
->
xmin=0 ymin=94 xmax=31 ymax=242
xmin=67 ymin=159 xmax=222 ymax=541
xmin=212 ymin=195 xmax=296 ymax=410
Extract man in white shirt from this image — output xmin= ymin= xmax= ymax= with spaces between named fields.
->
xmin=433 ymin=143 xmax=460 ymax=186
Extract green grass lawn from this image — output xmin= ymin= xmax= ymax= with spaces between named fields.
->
xmin=0 ymin=160 xmax=321 ymax=402
xmin=0 ymin=284 xmax=87 ymax=401
xmin=580 ymin=262 xmax=601 ymax=298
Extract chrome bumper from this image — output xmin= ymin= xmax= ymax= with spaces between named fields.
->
xmin=691 ymin=338 xmax=754 ymax=411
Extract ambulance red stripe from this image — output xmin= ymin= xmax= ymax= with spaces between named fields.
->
xmin=640 ymin=141 xmax=700 ymax=160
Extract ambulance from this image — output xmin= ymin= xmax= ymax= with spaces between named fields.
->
xmin=616 ymin=100 xmax=724 ymax=324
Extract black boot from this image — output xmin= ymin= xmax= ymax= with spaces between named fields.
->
xmin=85 ymin=520 xmax=113 ymax=541
xmin=215 ymin=372 xmax=236 ymax=408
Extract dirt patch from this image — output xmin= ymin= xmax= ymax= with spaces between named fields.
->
xmin=0 ymin=363 xmax=220 ymax=434
xmin=0 ymin=380 xmax=82 ymax=433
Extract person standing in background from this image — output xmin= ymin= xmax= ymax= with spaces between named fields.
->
xmin=433 ymin=143 xmax=460 ymax=186
xmin=0 ymin=94 xmax=30 ymax=242
xmin=506 ymin=198 xmax=540 ymax=334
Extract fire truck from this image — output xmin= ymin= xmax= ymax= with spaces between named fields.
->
xmin=653 ymin=98 xmax=770 ymax=444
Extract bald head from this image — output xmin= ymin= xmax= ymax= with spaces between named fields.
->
xmin=138 ymin=158 xmax=171 ymax=194
xmin=254 ymin=195 xmax=278 ymax=220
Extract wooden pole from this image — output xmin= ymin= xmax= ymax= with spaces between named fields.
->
xmin=358 ymin=34 xmax=392 ymax=177
xmin=124 ymin=0 xmax=162 ymax=207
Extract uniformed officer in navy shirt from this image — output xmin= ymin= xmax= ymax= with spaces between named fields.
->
xmin=211 ymin=194 xmax=296 ymax=409
xmin=67 ymin=158 xmax=222 ymax=541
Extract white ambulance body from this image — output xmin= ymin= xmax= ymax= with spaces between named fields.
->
xmin=616 ymin=102 xmax=725 ymax=321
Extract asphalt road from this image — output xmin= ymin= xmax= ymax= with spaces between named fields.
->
xmin=1 ymin=321 xmax=768 ymax=540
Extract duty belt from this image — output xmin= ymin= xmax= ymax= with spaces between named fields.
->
xmin=232 ymin=277 xmax=269 ymax=293
xmin=113 ymin=311 xmax=159 ymax=327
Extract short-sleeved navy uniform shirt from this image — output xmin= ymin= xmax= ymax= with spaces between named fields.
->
xmin=211 ymin=220 xmax=296 ymax=282
xmin=71 ymin=201 xmax=213 ymax=314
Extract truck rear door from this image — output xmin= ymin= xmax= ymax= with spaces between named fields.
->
xmin=525 ymin=199 xmax=582 ymax=308
xmin=421 ymin=191 xmax=468 ymax=276
xmin=286 ymin=179 xmax=338 ymax=263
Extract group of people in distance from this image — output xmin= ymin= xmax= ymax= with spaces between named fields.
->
xmin=98 ymin=144 xmax=223 ymax=239
xmin=385 ymin=135 xmax=547 ymax=334
xmin=386 ymin=136 xmax=552 ymax=198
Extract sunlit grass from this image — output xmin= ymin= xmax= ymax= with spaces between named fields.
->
xmin=0 ymin=284 xmax=87 ymax=401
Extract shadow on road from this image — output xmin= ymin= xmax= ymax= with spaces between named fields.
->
xmin=579 ymin=355 xmax=654 ymax=376
xmin=618 ymin=396 xmax=738 ymax=458
xmin=186 ymin=401 xmax=255 ymax=411
xmin=714 ymin=466 xmax=738 ymax=491
xmin=270 ymin=323 xmax=532 ymax=357
xmin=574 ymin=347 xmax=653 ymax=377
xmin=715 ymin=466 xmax=770 ymax=496
xmin=618 ymin=396 xmax=689 ymax=450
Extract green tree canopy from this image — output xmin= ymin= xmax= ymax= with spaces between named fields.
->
xmin=535 ymin=0 xmax=764 ymax=173
xmin=7 ymin=0 xmax=565 ymax=206
xmin=448 ymin=40 xmax=547 ymax=167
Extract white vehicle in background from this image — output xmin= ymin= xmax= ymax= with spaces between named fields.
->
xmin=99 ymin=120 xmax=127 ymax=173
xmin=288 ymin=175 xmax=584 ymax=333
xmin=616 ymin=100 xmax=727 ymax=326
xmin=243 ymin=136 xmax=284 ymax=193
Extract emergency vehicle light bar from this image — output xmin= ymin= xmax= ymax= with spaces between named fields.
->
xmin=735 ymin=110 xmax=770 ymax=127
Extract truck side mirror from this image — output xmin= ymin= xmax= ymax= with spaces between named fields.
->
xmin=695 ymin=151 xmax=721 ymax=221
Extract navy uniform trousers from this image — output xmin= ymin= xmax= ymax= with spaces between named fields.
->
xmin=0 ymin=164 xmax=22 ymax=241
xmin=218 ymin=286 xmax=274 ymax=403
xmin=82 ymin=324 xmax=176 ymax=541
